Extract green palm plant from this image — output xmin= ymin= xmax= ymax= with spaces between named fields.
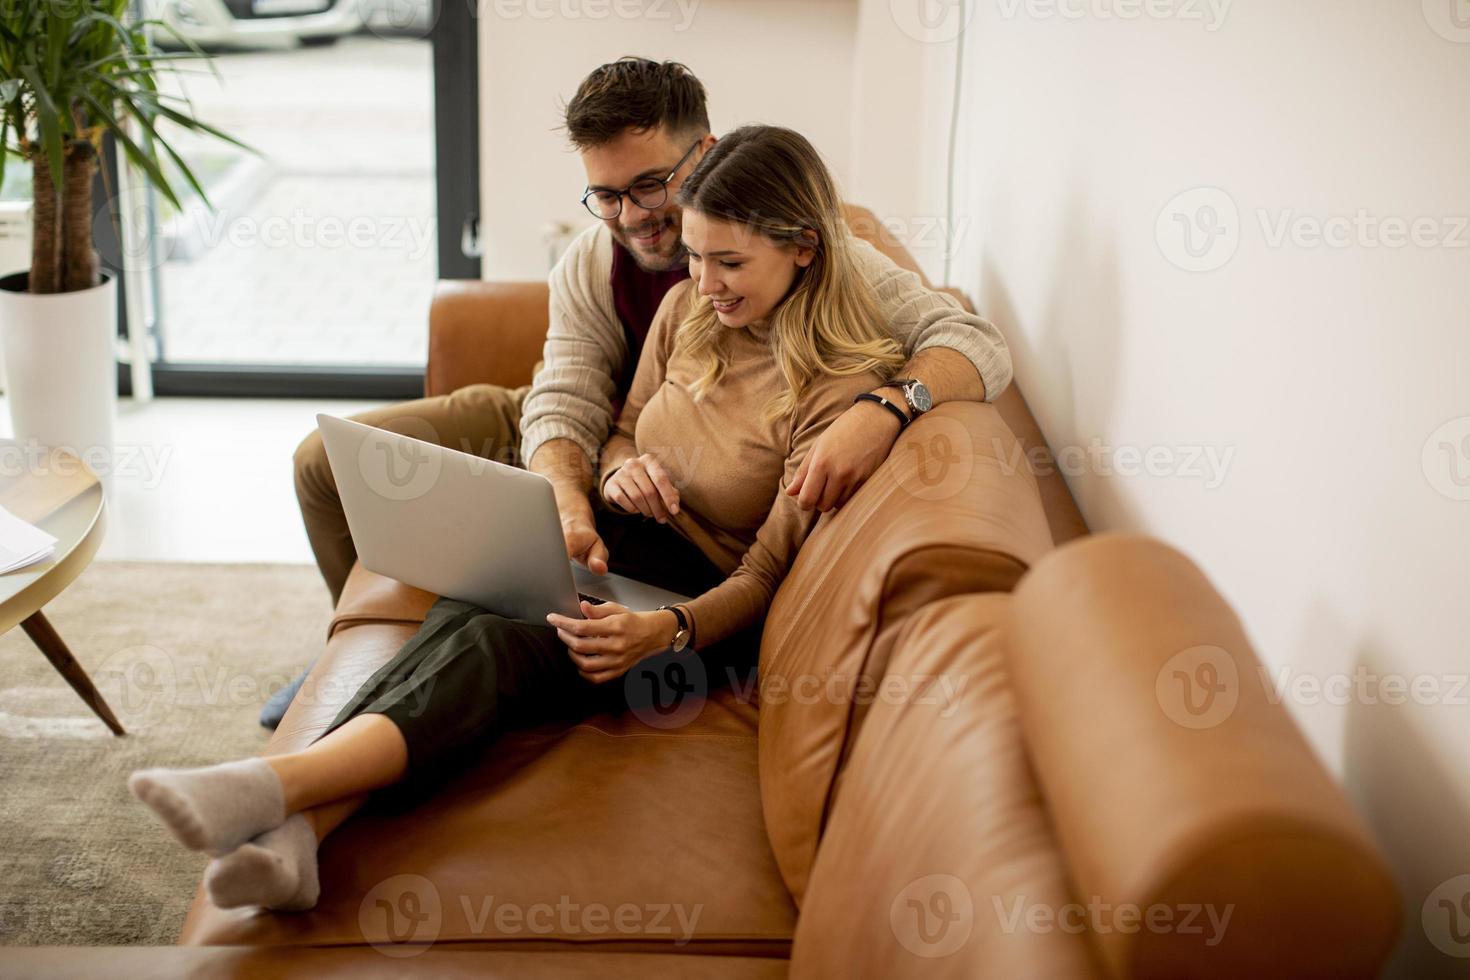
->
xmin=0 ymin=0 xmax=251 ymax=295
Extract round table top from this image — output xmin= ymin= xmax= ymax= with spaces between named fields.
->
xmin=0 ymin=442 xmax=106 ymax=634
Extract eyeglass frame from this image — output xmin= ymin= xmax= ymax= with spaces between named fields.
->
xmin=579 ymin=139 xmax=704 ymax=220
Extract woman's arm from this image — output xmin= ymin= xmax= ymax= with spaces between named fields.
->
xmin=547 ymin=371 xmax=877 ymax=679
xmin=679 ymin=373 xmax=877 ymax=648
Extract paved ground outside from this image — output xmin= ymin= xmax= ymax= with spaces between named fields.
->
xmin=155 ymin=34 xmax=436 ymax=367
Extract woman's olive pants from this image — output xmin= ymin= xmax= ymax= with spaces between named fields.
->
xmin=318 ymin=501 xmax=762 ymax=803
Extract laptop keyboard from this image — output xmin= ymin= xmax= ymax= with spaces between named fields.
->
xmin=577 ymin=592 xmax=608 ymax=605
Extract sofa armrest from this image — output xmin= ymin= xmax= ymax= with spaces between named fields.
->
xmin=426 ymin=279 xmax=551 ymax=397
xmin=1007 ymin=534 xmax=1400 ymax=979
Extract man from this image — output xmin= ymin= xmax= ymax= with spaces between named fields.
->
xmin=271 ymin=57 xmax=1011 ymax=728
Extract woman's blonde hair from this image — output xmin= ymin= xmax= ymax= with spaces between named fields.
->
xmin=673 ymin=125 xmax=905 ymax=423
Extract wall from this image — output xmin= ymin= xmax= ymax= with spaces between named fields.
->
xmin=851 ymin=1 xmax=1470 ymax=975
xmin=477 ymin=0 xmax=859 ymax=280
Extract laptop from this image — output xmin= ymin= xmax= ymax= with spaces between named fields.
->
xmin=316 ymin=414 xmax=692 ymax=623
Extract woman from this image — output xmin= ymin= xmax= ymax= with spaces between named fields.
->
xmin=128 ymin=125 xmax=907 ymax=911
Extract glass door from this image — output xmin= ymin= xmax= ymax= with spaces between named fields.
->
xmin=113 ymin=0 xmax=479 ymax=397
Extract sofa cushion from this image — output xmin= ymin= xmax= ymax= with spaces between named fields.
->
xmin=789 ymin=594 xmax=1102 ymax=979
xmin=757 ymin=402 xmax=1053 ymax=904
xmin=181 ymin=621 xmax=796 ymax=956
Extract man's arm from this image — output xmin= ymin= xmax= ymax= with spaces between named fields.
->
xmin=852 ymin=236 xmax=1012 ymax=402
xmin=518 ymin=225 xmax=625 ymax=479
xmin=876 ymin=345 xmax=982 ymax=409
xmin=529 ymin=437 xmax=608 ymax=575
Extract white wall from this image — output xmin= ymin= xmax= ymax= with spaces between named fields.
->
xmin=477 ymin=0 xmax=859 ymax=280
xmin=846 ymin=0 xmax=959 ymax=278
xmin=850 ymin=1 xmax=1470 ymax=975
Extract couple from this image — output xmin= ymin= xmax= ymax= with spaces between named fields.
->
xmin=128 ymin=58 xmax=1012 ymax=912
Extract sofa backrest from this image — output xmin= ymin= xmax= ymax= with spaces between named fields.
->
xmin=789 ymin=593 xmax=1106 ymax=979
xmin=756 ymin=401 xmax=1054 ymax=903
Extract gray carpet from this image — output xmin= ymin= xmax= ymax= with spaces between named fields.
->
xmin=0 ymin=562 xmax=331 ymax=945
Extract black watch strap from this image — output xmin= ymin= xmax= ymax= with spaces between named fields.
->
xmin=662 ymin=604 xmax=689 ymax=632
xmin=659 ymin=604 xmax=693 ymax=652
xmin=854 ymin=392 xmax=910 ymax=430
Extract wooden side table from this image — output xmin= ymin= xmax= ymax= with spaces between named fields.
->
xmin=0 ymin=442 xmax=122 ymax=735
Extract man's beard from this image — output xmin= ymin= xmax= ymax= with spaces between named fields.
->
xmin=612 ymin=214 xmax=689 ymax=273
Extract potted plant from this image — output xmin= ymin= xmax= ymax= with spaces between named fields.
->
xmin=0 ymin=1 xmax=246 ymax=467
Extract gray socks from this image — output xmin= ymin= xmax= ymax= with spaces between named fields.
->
xmin=128 ymin=758 xmax=286 ymax=856
xmin=204 ymin=814 xmax=320 ymax=911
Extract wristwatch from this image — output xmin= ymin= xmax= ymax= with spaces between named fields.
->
xmin=659 ymin=604 xmax=694 ymax=653
xmin=886 ymin=378 xmax=933 ymax=418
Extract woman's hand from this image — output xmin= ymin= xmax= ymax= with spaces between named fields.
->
xmin=786 ymin=398 xmax=902 ymax=512
xmin=603 ymin=453 xmax=681 ymax=523
xmin=547 ymin=600 xmax=679 ymax=684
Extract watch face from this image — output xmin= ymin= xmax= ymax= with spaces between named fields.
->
xmin=910 ymin=382 xmax=933 ymax=413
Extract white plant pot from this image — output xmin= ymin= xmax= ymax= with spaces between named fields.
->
xmin=0 ymin=271 xmax=117 ymax=473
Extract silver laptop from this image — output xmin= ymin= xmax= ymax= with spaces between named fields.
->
xmin=316 ymin=414 xmax=692 ymax=622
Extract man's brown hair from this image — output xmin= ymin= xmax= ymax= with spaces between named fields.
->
xmin=563 ymin=57 xmax=710 ymax=149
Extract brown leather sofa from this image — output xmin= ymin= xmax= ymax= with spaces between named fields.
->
xmin=10 ymin=217 xmax=1400 ymax=977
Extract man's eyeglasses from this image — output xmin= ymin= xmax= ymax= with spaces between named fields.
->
xmin=580 ymin=140 xmax=702 ymax=220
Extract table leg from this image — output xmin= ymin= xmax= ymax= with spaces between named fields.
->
xmin=21 ymin=610 xmax=125 ymax=736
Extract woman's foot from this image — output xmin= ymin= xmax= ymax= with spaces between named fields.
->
xmin=204 ymin=814 xmax=320 ymax=911
xmin=128 ymin=758 xmax=285 ymax=855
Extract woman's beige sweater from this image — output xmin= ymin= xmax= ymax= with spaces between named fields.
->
xmin=599 ymin=280 xmax=885 ymax=648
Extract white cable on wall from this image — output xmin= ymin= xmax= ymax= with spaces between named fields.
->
xmin=943 ymin=0 xmax=969 ymax=286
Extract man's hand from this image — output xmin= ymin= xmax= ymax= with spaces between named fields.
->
xmin=531 ymin=438 xmax=610 ymax=575
xmin=786 ymin=398 xmax=904 ymax=512
xmin=603 ymin=452 xmax=681 ymax=523
xmin=562 ymin=515 xmax=609 ymax=576
xmin=547 ymin=601 xmax=679 ymax=684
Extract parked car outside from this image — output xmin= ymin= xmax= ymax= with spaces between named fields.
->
xmin=359 ymin=0 xmax=433 ymax=37
xmin=141 ymin=0 xmax=365 ymax=49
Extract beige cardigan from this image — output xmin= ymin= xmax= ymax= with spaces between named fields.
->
xmin=518 ymin=223 xmax=1013 ymax=471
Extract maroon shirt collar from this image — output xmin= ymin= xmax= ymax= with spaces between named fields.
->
xmin=610 ymin=239 xmax=690 ymax=367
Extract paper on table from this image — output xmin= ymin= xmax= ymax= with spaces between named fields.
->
xmin=0 ymin=501 xmax=58 ymax=574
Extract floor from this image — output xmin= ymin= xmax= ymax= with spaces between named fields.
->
xmin=0 ymin=396 xmax=379 ymax=565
